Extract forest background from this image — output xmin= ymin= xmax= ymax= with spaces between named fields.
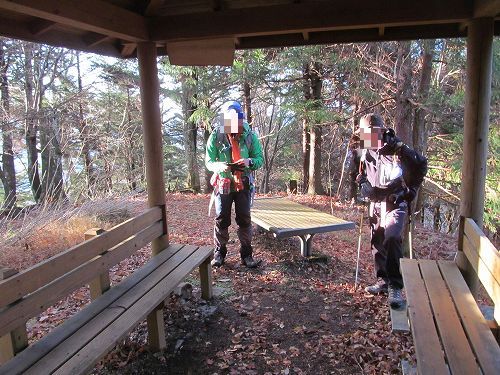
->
xmin=0 ymin=37 xmax=498 ymax=239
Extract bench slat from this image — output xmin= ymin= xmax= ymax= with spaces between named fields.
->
xmin=0 ymin=244 xmax=185 ymax=375
xmin=438 ymin=260 xmax=500 ymax=375
xmin=400 ymin=259 xmax=448 ymax=375
xmin=0 ymin=221 xmax=164 ymax=338
xmin=53 ymin=246 xmax=213 ymax=375
xmin=419 ymin=260 xmax=478 ymax=375
xmin=0 ymin=207 xmax=162 ymax=308
xmin=24 ymin=245 xmax=202 ymax=374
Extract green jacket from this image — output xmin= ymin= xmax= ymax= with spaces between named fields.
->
xmin=205 ymin=122 xmax=263 ymax=183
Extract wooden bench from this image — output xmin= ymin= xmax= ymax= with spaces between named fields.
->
xmin=251 ymin=197 xmax=355 ymax=257
xmin=400 ymin=218 xmax=499 ymax=375
xmin=0 ymin=207 xmax=213 ymax=375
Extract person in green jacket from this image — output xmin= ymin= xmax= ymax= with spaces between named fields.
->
xmin=205 ymin=101 xmax=263 ymax=268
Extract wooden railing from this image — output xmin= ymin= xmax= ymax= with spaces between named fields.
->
xmin=0 ymin=206 xmax=164 ymax=359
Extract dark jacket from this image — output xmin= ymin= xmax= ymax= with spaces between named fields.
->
xmin=360 ymin=134 xmax=427 ymax=202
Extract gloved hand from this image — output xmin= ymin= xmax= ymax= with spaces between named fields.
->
xmin=389 ymin=188 xmax=416 ymax=205
xmin=235 ymin=158 xmax=252 ymax=167
xmin=359 ymin=180 xmax=375 ymax=199
xmin=355 ymin=173 xmax=367 ymax=185
xmin=229 ymin=163 xmax=245 ymax=172
xmin=213 ymin=162 xmax=230 ymax=173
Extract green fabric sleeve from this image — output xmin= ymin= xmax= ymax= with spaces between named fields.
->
xmin=248 ymin=132 xmax=263 ymax=170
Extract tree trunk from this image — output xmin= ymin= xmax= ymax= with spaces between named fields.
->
xmin=0 ymin=40 xmax=16 ymax=209
xmin=413 ymin=40 xmax=435 ymax=154
xmin=413 ymin=39 xmax=435 ymax=223
xmin=307 ymin=62 xmax=325 ymax=195
xmin=40 ymin=110 xmax=66 ymax=202
xmin=181 ymin=71 xmax=201 ymax=193
xmin=203 ymin=127 xmax=213 ymax=193
xmin=76 ymin=52 xmax=96 ymax=196
xmin=243 ymin=80 xmax=252 ymax=125
xmin=23 ymin=43 xmax=42 ymax=203
xmin=394 ymin=41 xmax=413 ymax=145
xmin=302 ymin=63 xmax=311 ymax=192
xmin=125 ymin=87 xmax=137 ymax=191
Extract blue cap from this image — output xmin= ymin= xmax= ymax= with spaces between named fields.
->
xmin=222 ymin=101 xmax=244 ymax=119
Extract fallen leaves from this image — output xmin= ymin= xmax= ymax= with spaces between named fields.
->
xmin=8 ymin=193 xmax=448 ymax=373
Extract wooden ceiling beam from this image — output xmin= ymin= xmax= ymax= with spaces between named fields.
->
xmin=237 ymin=24 xmax=471 ymax=50
xmin=83 ymin=32 xmax=110 ymax=48
xmin=28 ymin=19 xmax=56 ymax=36
xmin=0 ymin=0 xmax=148 ymax=42
xmin=151 ymin=0 xmax=472 ymax=41
xmin=474 ymin=0 xmax=500 ymax=17
xmin=0 ymin=16 xmax=122 ymax=57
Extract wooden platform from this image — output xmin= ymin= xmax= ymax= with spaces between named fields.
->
xmin=251 ymin=197 xmax=355 ymax=256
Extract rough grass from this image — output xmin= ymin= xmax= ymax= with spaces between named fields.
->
xmin=0 ymin=195 xmax=145 ymax=271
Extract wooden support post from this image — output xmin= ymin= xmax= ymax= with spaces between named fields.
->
xmin=146 ymin=305 xmax=166 ymax=351
xmin=0 ymin=267 xmax=28 ymax=364
xmin=138 ymin=41 xmax=168 ymax=351
xmin=137 ymin=41 xmax=169 ymax=256
xmin=458 ymin=17 xmax=494 ymax=295
xmin=199 ymin=256 xmax=213 ymax=300
xmin=84 ymin=228 xmax=110 ymax=300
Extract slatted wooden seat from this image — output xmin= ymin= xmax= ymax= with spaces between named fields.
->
xmin=401 ymin=218 xmax=499 ymax=375
xmin=0 ymin=207 xmax=213 ymax=375
xmin=251 ymin=197 xmax=355 ymax=256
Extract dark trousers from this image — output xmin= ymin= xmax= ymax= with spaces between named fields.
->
xmin=214 ymin=188 xmax=253 ymax=257
xmin=369 ymin=201 xmax=407 ymax=289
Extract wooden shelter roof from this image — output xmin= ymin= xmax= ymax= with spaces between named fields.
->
xmin=0 ymin=0 xmax=499 ymax=61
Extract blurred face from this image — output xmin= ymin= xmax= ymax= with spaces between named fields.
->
xmin=359 ymin=122 xmax=384 ymax=149
xmin=219 ymin=109 xmax=243 ymax=135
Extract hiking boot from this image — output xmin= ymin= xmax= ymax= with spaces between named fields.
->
xmin=241 ymin=255 xmax=259 ymax=268
xmin=388 ymin=286 xmax=405 ymax=309
xmin=211 ymin=246 xmax=227 ymax=267
xmin=365 ymin=280 xmax=388 ymax=295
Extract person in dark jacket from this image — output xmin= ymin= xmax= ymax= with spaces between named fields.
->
xmin=356 ymin=113 xmax=427 ymax=308
xmin=205 ymin=101 xmax=263 ymax=268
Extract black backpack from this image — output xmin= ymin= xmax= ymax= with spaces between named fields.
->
xmin=398 ymin=144 xmax=428 ymax=190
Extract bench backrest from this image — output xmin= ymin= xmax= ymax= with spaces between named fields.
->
xmin=0 ymin=207 xmax=163 ymax=340
xmin=461 ymin=218 xmax=499 ymax=324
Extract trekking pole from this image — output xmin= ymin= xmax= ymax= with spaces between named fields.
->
xmin=408 ymin=201 xmax=413 ymax=259
xmin=354 ymin=203 xmax=365 ymax=289
xmin=354 ymin=157 xmax=365 ymax=289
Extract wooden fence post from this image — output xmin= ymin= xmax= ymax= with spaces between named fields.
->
xmin=84 ymin=228 xmax=111 ymax=300
xmin=0 ymin=267 xmax=28 ymax=364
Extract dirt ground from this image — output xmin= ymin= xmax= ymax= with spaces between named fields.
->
xmin=6 ymin=193 xmax=460 ymax=374
xmin=90 ymin=193 xmax=457 ymax=375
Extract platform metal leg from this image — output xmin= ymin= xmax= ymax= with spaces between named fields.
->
xmin=299 ymin=234 xmax=314 ymax=257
